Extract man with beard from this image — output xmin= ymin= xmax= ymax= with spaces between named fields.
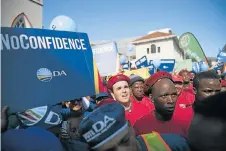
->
xmin=134 ymin=71 xmax=189 ymax=137
xmin=108 ymin=74 xmax=149 ymax=126
xmin=129 ymin=75 xmax=154 ymax=111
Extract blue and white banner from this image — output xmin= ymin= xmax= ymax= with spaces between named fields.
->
xmin=135 ymin=56 xmax=149 ymax=69
xmin=148 ymin=64 xmax=155 ymax=75
xmin=92 ymin=42 xmax=118 ymax=76
xmin=149 ymin=59 xmax=175 ymax=73
xmin=158 ymin=59 xmax=175 ymax=73
xmin=216 ymin=49 xmax=226 ymax=63
xmin=122 ymin=62 xmax=132 ymax=70
xmin=1 ymin=27 xmax=95 ymax=112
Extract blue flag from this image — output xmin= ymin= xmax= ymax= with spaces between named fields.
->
xmin=216 ymin=49 xmax=226 ymax=63
xmin=135 ymin=56 xmax=148 ymax=69
xmin=1 ymin=27 xmax=95 ymax=112
xmin=158 ymin=59 xmax=175 ymax=73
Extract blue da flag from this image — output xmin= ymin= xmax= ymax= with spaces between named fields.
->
xmin=92 ymin=42 xmax=118 ymax=76
xmin=217 ymin=49 xmax=226 ymax=63
xmin=148 ymin=64 xmax=155 ymax=75
xmin=135 ymin=56 xmax=148 ymax=69
xmin=1 ymin=27 xmax=95 ymax=112
xmin=214 ymin=62 xmax=225 ymax=71
xmin=158 ymin=59 xmax=175 ymax=73
xmin=122 ymin=62 xmax=132 ymax=70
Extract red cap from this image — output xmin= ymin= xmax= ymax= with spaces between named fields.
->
xmin=95 ymin=98 xmax=117 ymax=109
xmin=221 ymin=80 xmax=226 ymax=87
xmin=107 ymin=74 xmax=130 ymax=89
xmin=178 ymin=69 xmax=190 ymax=76
xmin=172 ymin=75 xmax=183 ymax=82
xmin=144 ymin=71 xmax=172 ymax=93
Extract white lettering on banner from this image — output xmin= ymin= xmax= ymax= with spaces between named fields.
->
xmin=20 ymin=34 xmax=29 ymax=49
xmin=11 ymin=36 xmax=20 ymax=50
xmin=37 ymin=36 xmax=47 ymax=49
xmin=83 ymin=115 xmax=116 ymax=142
xmin=46 ymin=37 xmax=52 ymax=49
xmin=29 ymin=36 xmax=38 ymax=49
xmin=92 ymin=46 xmax=113 ymax=54
xmin=53 ymin=71 xmax=67 ymax=76
xmin=62 ymin=38 xmax=69 ymax=49
xmin=55 ymin=37 xmax=63 ymax=49
xmin=1 ymin=34 xmax=88 ymax=51
xmin=44 ymin=111 xmax=62 ymax=125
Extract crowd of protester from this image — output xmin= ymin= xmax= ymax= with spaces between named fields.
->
xmin=1 ymin=69 xmax=226 ymax=151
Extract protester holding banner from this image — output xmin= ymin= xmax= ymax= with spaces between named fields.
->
xmin=134 ymin=71 xmax=189 ymax=137
xmin=129 ymin=75 xmax=154 ymax=111
xmin=107 ymin=74 xmax=149 ymax=126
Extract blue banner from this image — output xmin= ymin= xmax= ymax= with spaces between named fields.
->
xmin=216 ymin=50 xmax=226 ymax=63
xmin=158 ymin=59 xmax=175 ymax=72
xmin=1 ymin=27 xmax=95 ymax=112
xmin=122 ymin=62 xmax=132 ymax=70
xmin=148 ymin=64 xmax=155 ymax=75
xmin=135 ymin=56 xmax=148 ymax=69
xmin=149 ymin=59 xmax=175 ymax=73
xmin=92 ymin=42 xmax=118 ymax=76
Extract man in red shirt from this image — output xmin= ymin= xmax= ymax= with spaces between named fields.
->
xmin=134 ymin=71 xmax=189 ymax=137
xmin=107 ymin=74 xmax=149 ymax=126
xmin=172 ymin=75 xmax=195 ymax=108
xmin=129 ymin=75 xmax=154 ymax=111
xmin=178 ymin=70 xmax=222 ymax=126
xmin=179 ymin=69 xmax=193 ymax=94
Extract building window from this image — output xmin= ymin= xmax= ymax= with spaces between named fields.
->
xmin=11 ymin=13 xmax=32 ymax=28
xmin=151 ymin=44 xmax=156 ymax=53
xmin=147 ymin=48 xmax=150 ymax=54
xmin=158 ymin=47 xmax=160 ymax=53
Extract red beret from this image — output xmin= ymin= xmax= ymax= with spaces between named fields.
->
xmin=172 ymin=75 xmax=183 ymax=82
xmin=107 ymin=74 xmax=130 ymax=89
xmin=144 ymin=71 xmax=172 ymax=94
xmin=178 ymin=69 xmax=190 ymax=76
xmin=221 ymin=80 xmax=226 ymax=87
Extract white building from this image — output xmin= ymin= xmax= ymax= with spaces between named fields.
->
xmin=132 ymin=28 xmax=185 ymax=61
xmin=1 ymin=0 xmax=43 ymax=28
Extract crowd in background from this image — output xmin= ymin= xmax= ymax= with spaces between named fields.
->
xmin=1 ymin=69 xmax=226 ymax=151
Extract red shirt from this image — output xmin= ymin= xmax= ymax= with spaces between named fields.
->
xmin=126 ymin=101 xmax=149 ymax=126
xmin=174 ymin=103 xmax=194 ymax=127
xmin=177 ymin=90 xmax=195 ymax=107
xmin=133 ymin=110 xmax=189 ymax=138
xmin=130 ymin=96 xmax=155 ymax=111
xmin=183 ymin=84 xmax=194 ymax=95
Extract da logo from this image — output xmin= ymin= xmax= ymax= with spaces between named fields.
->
xmin=37 ymin=68 xmax=67 ymax=82
xmin=180 ymin=35 xmax=190 ymax=48
xmin=37 ymin=68 xmax=53 ymax=82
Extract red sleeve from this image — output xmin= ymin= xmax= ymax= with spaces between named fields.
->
xmin=143 ymin=96 xmax=155 ymax=111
